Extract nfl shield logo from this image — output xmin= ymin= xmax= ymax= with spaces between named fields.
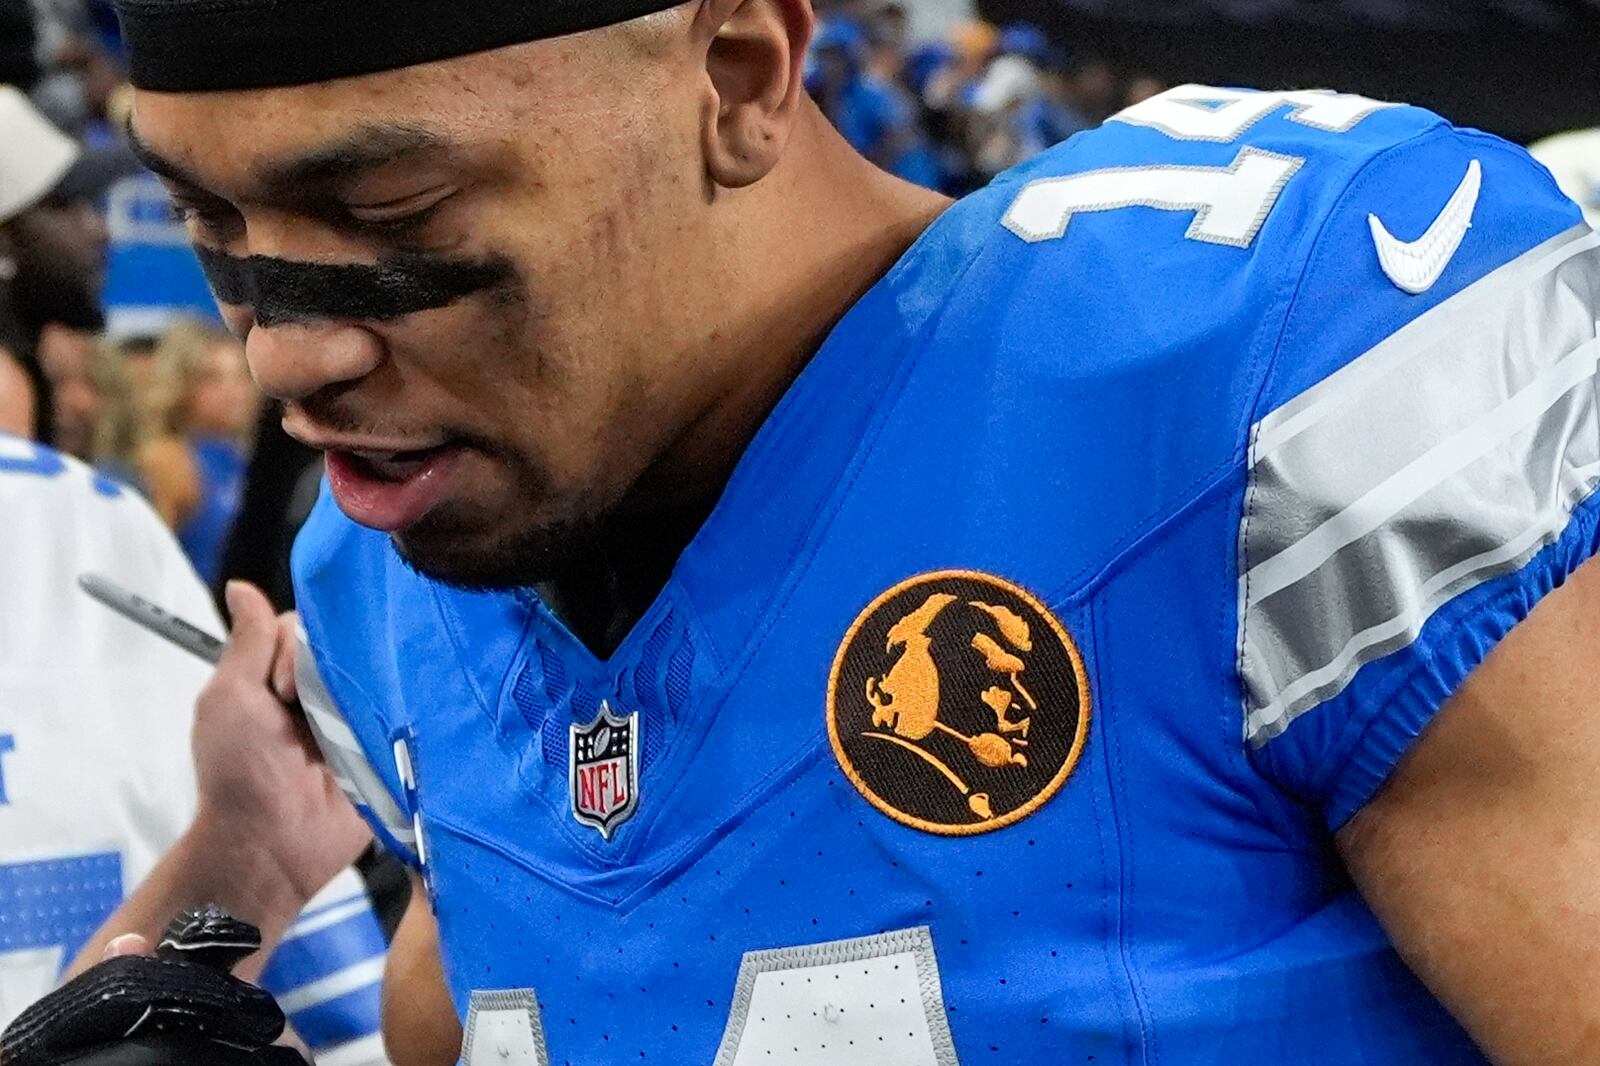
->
xmin=568 ymin=703 xmax=640 ymax=840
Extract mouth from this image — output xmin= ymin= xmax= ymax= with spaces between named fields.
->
xmin=323 ymin=442 xmax=464 ymax=533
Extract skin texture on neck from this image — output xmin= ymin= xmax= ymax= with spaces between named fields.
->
xmin=550 ymin=105 xmax=946 ymax=652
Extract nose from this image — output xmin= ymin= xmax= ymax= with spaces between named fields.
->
xmin=244 ymin=321 xmax=384 ymax=402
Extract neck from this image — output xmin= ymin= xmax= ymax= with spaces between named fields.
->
xmin=548 ymin=105 xmax=950 ymax=654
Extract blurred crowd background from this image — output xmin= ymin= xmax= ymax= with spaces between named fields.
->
xmin=1 ymin=0 xmax=1598 ymax=608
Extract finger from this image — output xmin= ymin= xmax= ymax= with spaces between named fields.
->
xmin=220 ymin=581 xmax=281 ymax=683
xmin=270 ymin=612 xmax=300 ymax=705
xmin=102 ymin=933 xmax=151 ymax=959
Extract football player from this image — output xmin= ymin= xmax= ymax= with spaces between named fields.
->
xmin=0 ymin=433 xmax=393 ymax=1065
xmin=60 ymin=0 xmax=1600 ymax=1063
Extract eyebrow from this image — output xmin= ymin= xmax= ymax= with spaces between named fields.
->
xmin=126 ymin=121 xmax=456 ymax=198
xmin=126 ymin=120 xmax=206 ymax=190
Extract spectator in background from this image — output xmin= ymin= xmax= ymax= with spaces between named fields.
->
xmin=35 ymin=322 xmax=145 ymax=489
xmin=1529 ymin=128 xmax=1600 ymax=229
xmin=34 ymin=323 xmax=100 ymax=459
xmin=808 ymin=17 xmax=943 ymax=189
xmin=0 ymin=84 xmax=111 ymax=444
xmin=910 ymin=18 xmax=995 ymax=191
xmin=0 ymin=348 xmax=35 ymax=439
xmin=968 ymin=24 xmax=1089 ymax=181
xmin=0 ymin=0 xmax=39 ymax=88
xmin=87 ymin=337 xmax=146 ymax=491
xmin=29 ymin=0 xmax=127 ymax=145
xmin=864 ymin=1 xmax=909 ymax=81
xmin=1124 ymin=72 xmax=1168 ymax=108
xmin=137 ymin=319 xmax=258 ymax=584
xmin=1064 ymin=53 xmax=1120 ymax=124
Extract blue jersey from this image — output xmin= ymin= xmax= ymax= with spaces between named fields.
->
xmin=177 ymin=434 xmax=246 ymax=585
xmin=293 ymin=86 xmax=1600 ymax=1065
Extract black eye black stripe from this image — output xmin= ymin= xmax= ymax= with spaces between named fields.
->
xmin=195 ymin=246 xmax=514 ymax=327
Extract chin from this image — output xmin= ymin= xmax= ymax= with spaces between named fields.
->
xmin=393 ymin=508 xmax=598 ymax=591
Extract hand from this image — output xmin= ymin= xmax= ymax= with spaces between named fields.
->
xmin=191 ymin=582 xmax=371 ymax=905
xmin=2 ymin=909 xmax=305 ymax=1066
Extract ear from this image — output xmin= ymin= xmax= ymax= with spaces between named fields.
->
xmin=697 ymin=0 xmax=813 ymax=189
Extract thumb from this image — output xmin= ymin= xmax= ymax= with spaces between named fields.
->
xmin=221 ymin=581 xmax=280 ymax=683
xmin=102 ymin=933 xmax=151 ymax=960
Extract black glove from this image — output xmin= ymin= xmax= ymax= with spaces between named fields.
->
xmin=1 ymin=906 xmax=307 ymax=1066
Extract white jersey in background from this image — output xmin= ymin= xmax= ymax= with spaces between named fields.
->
xmin=1530 ymin=127 xmax=1600 ymax=229
xmin=0 ymin=435 xmax=391 ymax=1066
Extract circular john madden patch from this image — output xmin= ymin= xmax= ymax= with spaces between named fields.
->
xmin=828 ymin=570 xmax=1090 ymax=835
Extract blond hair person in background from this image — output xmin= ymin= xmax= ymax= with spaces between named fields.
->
xmin=34 ymin=324 xmax=146 ymax=492
xmin=138 ymin=318 xmax=259 ymax=585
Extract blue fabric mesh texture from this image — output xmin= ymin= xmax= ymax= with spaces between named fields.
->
xmin=665 ymin=630 xmax=695 ymax=720
xmin=519 ymin=611 xmax=694 ymax=777
xmin=512 ymin=639 xmax=564 ymax=736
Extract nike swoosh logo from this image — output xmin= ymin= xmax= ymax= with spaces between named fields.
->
xmin=1368 ymin=159 xmax=1482 ymax=294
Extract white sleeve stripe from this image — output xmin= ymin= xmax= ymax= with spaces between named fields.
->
xmin=276 ymin=956 xmax=387 ymax=1014
xmin=295 ymin=634 xmax=418 ymax=854
xmin=303 ymin=701 xmax=360 ymax=752
xmin=309 ymin=1032 xmax=389 ymax=1066
xmin=1247 ymin=336 xmax=1600 ymax=607
xmin=1253 ymin=224 xmax=1597 ymax=460
xmin=285 ymin=898 xmax=373 ymax=941
xmin=1240 ymin=224 xmax=1600 ymax=745
xmin=1245 ymin=459 xmax=1600 ymax=742
xmin=359 ymin=804 xmax=417 ymax=847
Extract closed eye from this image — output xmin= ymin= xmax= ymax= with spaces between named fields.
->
xmin=168 ymin=195 xmax=243 ymax=242
xmin=345 ymin=186 xmax=457 ymax=230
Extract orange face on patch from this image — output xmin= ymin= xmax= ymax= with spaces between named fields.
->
xmin=828 ymin=570 xmax=1091 ymax=835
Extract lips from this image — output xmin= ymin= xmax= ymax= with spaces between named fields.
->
xmin=324 ymin=444 xmax=462 ymax=532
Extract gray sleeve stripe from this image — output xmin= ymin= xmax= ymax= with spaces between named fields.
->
xmin=295 ymin=630 xmax=418 ymax=848
xmin=1245 ymin=459 xmax=1600 ymax=742
xmin=1247 ymin=336 xmax=1599 ymax=608
xmin=1253 ymin=225 xmax=1598 ymax=461
xmin=1240 ymin=228 xmax=1600 ymax=746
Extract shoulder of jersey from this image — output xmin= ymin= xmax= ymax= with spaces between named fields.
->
xmin=944 ymin=86 xmax=1577 ymax=373
xmin=0 ymin=434 xmax=150 ymax=524
xmin=955 ymin=86 xmax=1458 ymax=344
xmin=896 ymin=85 xmax=1584 ymax=584
xmin=0 ymin=434 xmax=200 ymax=605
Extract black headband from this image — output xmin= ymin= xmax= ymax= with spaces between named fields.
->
xmin=116 ymin=0 xmax=688 ymax=92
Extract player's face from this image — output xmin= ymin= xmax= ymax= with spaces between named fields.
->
xmin=128 ymin=15 xmax=724 ymax=587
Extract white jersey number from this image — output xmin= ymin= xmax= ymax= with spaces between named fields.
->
xmin=458 ymin=928 xmax=957 ymax=1066
xmin=1003 ymin=87 xmax=1398 ymax=250
xmin=1003 ymin=147 xmax=1303 ymax=248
